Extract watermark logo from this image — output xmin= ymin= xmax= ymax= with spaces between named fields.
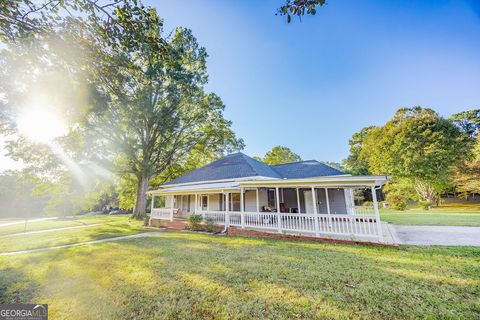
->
xmin=0 ymin=304 xmax=47 ymax=320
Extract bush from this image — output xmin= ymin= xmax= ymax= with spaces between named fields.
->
xmin=418 ymin=201 xmax=431 ymax=210
xmin=204 ymin=217 xmax=216 ymax=232
xmin=187 ymin=214 xmax=203 ymax=229
xmin=362 ymin=201 xmax=373 ymax=207
xmin=386 ymin=193 xmax=408 ymax=211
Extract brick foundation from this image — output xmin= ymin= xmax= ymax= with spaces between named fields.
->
xmin=150 ymin=218 xmax=188 ymax=231
xmin=227 ymin=226 xmax=399 ymax=248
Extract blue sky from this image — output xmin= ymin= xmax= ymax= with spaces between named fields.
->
xmin=148 ymin=0 xmax=480 ymax=162
xmin=1 ymin=0 xmax=479 ymax=170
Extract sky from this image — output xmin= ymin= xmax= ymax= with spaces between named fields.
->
xmin=1 ymin=0 xmax=480 ymax=170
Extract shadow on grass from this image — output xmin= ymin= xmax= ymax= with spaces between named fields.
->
xmin=0 ymin=232 xmax=479 ymax=319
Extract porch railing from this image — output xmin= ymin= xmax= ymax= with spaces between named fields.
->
xmin=151 ymin=208 xmax=172 ymax=220
xmin=197 ymin=207 xmax=381 ymax=240
xmin=151 ymin=205 xmax=381 ymax=241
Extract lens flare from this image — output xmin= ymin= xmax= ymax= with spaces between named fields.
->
xmin=17 ymin=108 xmax=67 ymax=143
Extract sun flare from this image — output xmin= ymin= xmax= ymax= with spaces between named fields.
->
xmin=17 ymin=108 xmax=67 ymax=143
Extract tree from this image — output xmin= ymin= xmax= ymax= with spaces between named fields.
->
xmin=258 ymin=146 xmax=302 ymax=165
xmin=343 ymin=126 xmax=375 ymax=175
xmin=360 ymin=107 xmax=469 ymax=205
xmin=451 ymin=135 xmax=480 ymax=198
xmin=0 ymin=1 xmax=244 ymax=219
xmin=450 ymin=109 xmax=480 ymax=138
xmin=277 ymin=0 xmax=326 ymax=23
xmin=81 ymin=3 xmax=243 ymax=219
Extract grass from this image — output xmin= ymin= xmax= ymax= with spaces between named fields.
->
xmin=0 ymin=215 xmax=149 ymax=253
xmin=0 ymin=214 xmax=136 ymax=236
xmin=380 ymin=199 xmax=480 ymax=226
xmin=0 ymin=232 xmax=478 ymax=319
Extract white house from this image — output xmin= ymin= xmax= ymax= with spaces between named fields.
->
xmin=149 ymin=153 xmax=388 ymax=242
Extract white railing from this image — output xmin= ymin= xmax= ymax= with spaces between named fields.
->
xmin=351 ymin=205 xmax=375 ymax=216
xmin=152 ymin=208 xmax=380 ymax=240
xmin=196 ymin=210 xmax=381 ymax=240
xmin=200 ymin=211 xmax=226 ymax=225
xmin=151 ymin=208 xmax=172 ymax=219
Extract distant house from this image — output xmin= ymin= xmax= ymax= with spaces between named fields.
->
xmin=149 ymin=152 xmax=388 ymax=242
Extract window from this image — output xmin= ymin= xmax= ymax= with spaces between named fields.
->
xmin=267 ymin=189 xmax=276 ymax=208
xmin=230 ymin=193 xmax=240 ymax=211
xmin=201 ymin=195 xmax=208 ymax=210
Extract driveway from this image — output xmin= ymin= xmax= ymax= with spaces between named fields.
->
xmin=388 ymin=225 xmax=480 ymax=246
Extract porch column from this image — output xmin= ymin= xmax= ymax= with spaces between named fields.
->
xmin=150 ymin=195 xmax=155 ymax=225
xmin=275 ymin=187 xmax=282 ymax=233
xmin=371 ymin=186 xmax=384 ymax=242
xmin=240 ymin=187 xmax=245 ymax=228
xmin=296 ymin=188 xmax=301 ymax=213
xmin=170 ymin=195 xmax=174 ymax=222
xmin=194 ymin=194 xmax=198 ymax=214
xmin=256 ymin=188 xmax=260 ymax=212
xmin=325 ymin=188 xmax=332 ymax=228
xmin=207 ymin=194 xmax=210 ymax=211
xmin=311 ymin=187 xmax=320 ymax=237
xmin=225 ymin=192 xmax=230 ymax=227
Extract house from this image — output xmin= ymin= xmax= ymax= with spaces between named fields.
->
xmin=149 ymin=152 xmax=388 ymax=242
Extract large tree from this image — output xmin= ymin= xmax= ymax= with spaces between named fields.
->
xmin=451 ymin=135 xmax=480 ymax=198
xmin=81 ymin=3 xmax=243 ymax=218
xmin=358 ymin=107 xmax=469 ymax=204
xmin=343 ymin=126 xmax=374 ymax=175
xmin=0 ymin=1 xmax=243 ymax=219
xmin=450 ymin=109 xmax=480 ymax=138
xmin=256 ymin=146 xmax=302 ymax=165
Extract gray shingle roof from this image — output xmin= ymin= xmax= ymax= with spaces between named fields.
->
xmin=165 ymin=153 xmax=280 ymax=185
xmin=270 ymin=160 xmax=345 ymax=179
xmin=165 ymin=153 xmax=345 ymax=185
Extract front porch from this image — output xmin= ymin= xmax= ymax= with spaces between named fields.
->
xmin=150 ymin=180 xmax=386 ymax=243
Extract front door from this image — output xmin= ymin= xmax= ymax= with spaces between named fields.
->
xmin=304 ymin=190 xmax=315 ymax=213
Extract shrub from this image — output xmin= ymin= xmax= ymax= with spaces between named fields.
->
xmin=204 ymin=217 xmax=216 ymax=232
xmin=418 ymin=201 xmax=431 ymax=210
xmin=187 ymin=214 xmax=203 ymax=229
xmin=362 ymin=201 xmax=373 ymax=207
xmin=386 ymin=193 xmax=408 ymax=211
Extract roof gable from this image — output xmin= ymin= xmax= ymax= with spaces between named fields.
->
xmin=165 ymin=152 xmax=280 ymax=185
xmin=270 ymin=160 xmax=345 ymax=179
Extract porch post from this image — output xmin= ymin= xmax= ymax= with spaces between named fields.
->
xmin=150 ymin=194 xmax=155 ymax=225
xmin=371 ymin=186 xmax=384 ymax=242
xmin=194 ymin=194 xmax=198 ymax=214
xmin=325 ymin=188 xmax=332 ymax=228
xmin=311 ymin=187 xmax=320 ymax=237
xmin=207 ymin=194 xmax=210 ymax=211
xmin=296 ymin=188 xmax=301 ymax=213
xmin=170 ymin=195 xmax=174 ymax=222
xmin=256 ymin=188 xmax=260 ymax=213
xmin=225 ymin=192 xmax=230 ymax=228
xmin=275 ymin=187 xmax=282 ymax=233
xmin=240 ymin=187 xmax=245 ymax=228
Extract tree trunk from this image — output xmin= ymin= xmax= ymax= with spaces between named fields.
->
xmin=133 ymin=175 xmax=150 ymax=220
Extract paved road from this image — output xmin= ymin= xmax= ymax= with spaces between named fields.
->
xmin=390 ymin=225 xmax=480 ymax=246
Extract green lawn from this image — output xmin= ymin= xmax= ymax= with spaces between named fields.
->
xmin=380 ymin=199 xmax=480 ymax=226
xmin=0 ymin=214 xmax=137 ymax=236
xmin=0 ymin=215 xmax=149 ymax=253
xmin=380 ymin=211 xmax=480 ymax=226
xmin=0 ymin=232 xmax=478 ymax=319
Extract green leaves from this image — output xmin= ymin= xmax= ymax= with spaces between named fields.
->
xmin=277 ymin=0 xmax=326 ymax=23
xmin=257 ymin=146 xmax=302 ymax=165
